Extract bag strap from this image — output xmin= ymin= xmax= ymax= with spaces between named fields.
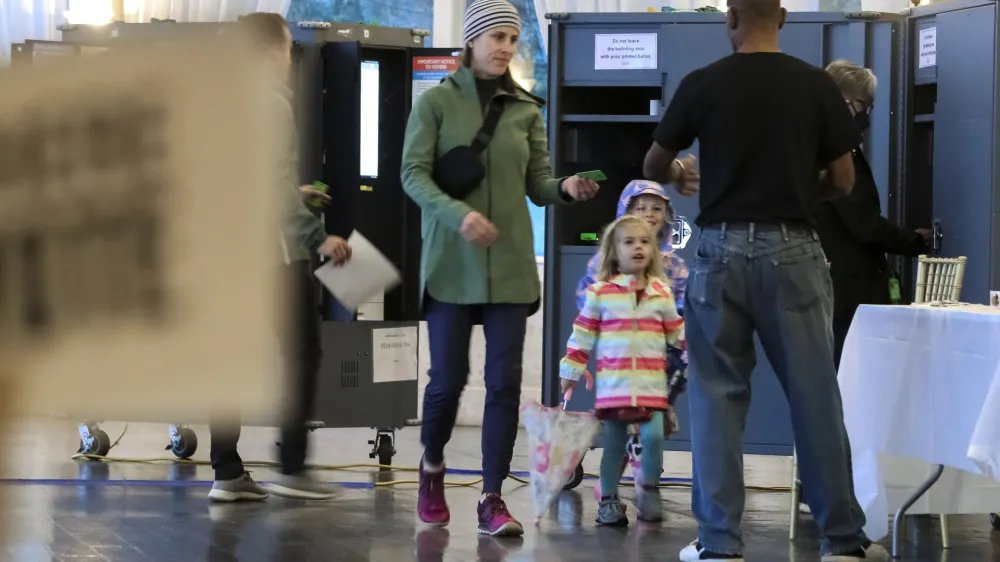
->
xmin=469 ymin=96 xmax=506 ymax=154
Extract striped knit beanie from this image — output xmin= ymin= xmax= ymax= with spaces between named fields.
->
xmin=462 ymin=0 xmax=522 ymax=45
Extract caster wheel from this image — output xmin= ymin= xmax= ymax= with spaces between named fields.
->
xmin=991 ymin=513 xmax=1000 ymax=530
xmin=564 ymin=463 xmax=585 ymax=490
xmin=376 ymin=435 xmax=394 ymax=467
xmin=83 ymin=429 xmax=111 ymax=457
xmin=171 ymin=428 xmax=198 ymax=459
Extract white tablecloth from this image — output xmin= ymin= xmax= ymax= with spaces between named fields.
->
xmin=839 ymin=304 xmax=1000 ymax=540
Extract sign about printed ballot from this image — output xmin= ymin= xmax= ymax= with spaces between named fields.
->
xmin=594 ymin=33 xmax=658 ymax=70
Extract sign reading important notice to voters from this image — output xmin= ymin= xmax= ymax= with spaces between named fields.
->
xmin=918 ymin=27 xmax=937 ymax=69
xmin=412 ymin=54 xmax=460 ymax=105
xmin=594 ymin=33 xmax=658 ymax=70
xmin=0 ymin=39 xmax=281 ymax=422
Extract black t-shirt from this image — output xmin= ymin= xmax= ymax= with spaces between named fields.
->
xmin=653 ymin=52 xmax=862 ymax=228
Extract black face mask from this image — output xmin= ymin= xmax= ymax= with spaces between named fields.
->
xmin=854 ymin=110 xmax=870 ymax=133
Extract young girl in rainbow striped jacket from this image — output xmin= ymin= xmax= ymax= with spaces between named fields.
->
xmin=560 ymin=215 xmax=686 ymax=526
xmin=576 ymin=180 xmax=689 ymax=505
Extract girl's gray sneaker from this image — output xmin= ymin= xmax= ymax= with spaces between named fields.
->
xmin=636 ymin=485 xmax=662 ymax=522
xmin=596 ymin=496 xmax=628 ymax=526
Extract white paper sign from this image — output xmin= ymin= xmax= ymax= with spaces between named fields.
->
xmin=594 ymin=33 xmax=658 ymax=70
xmin=918 ymin=27 xmax=937 ymax=69
xmin=314 ymin=230 xmax=401 ymax=312
xmin=372 ymin=327 xmax=418 ymax=384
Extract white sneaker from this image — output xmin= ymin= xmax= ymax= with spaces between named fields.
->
xmin=864 ymin=542 xmax=889 ymax=561
xmin=679 ymin=540 xmax=745 ymax=561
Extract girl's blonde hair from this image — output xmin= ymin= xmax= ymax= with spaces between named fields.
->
xmin=597 ymin=215 xmax=665 ymax=282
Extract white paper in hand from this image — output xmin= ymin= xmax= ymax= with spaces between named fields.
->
xmin=314 ymin=231 xmax=401 ymax=311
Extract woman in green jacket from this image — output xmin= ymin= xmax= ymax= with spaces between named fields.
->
xmin=401 ymin=0 xmax=599 ymax=537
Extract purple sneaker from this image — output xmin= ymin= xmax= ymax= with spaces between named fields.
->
xmin=478 ymin=495 xmax=524 ymax=537
xmin=418 ymin=462 xmax=450 ymax=526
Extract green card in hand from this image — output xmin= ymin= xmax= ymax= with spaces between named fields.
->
xmin=308 ymin=181 xmax=330 ymax=208
xmin=575 ymin=170 xmax=607 ymax=182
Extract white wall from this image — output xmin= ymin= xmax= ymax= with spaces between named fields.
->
xmin=416 ymin=264 xmax=546 ymax=426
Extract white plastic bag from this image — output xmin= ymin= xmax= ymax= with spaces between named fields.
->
xmin=521 ymin=401 xmax=602 ymax=523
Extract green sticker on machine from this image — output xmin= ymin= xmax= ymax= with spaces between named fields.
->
xmin=889 ymin=278 xmax=901 ymax=303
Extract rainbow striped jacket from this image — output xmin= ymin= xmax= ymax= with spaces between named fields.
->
xmin=560 ymin=274 xmax=686 ymax=411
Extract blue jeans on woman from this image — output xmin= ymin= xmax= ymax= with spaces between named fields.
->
xmin=420 ymin=296 xmax=531 ymax=494
xmin=684 ymin=223 xmax=867 ymax=557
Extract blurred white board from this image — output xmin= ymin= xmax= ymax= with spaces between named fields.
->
xmin=0 ymin=38 xmax=282 ymax=422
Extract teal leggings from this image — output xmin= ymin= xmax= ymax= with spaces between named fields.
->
xmin=598 ymin=411 xmax=664 ymax=497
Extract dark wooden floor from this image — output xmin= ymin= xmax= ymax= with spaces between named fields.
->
xmin=2 ymin=419 xmax=998 ymax=561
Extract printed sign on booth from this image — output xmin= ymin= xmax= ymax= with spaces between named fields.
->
xmin=412 ymin=54 xmax=460 ymax=105
xmin=919 ymin=27 xmax=937 ymax=69
xmin=594 ymin=33 xmax=658 ymax=70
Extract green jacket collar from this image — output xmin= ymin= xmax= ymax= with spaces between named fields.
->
xmin=445 ymin=65 xmax=545 ymax=107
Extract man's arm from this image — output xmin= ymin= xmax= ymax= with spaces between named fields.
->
xmin=817 ymin=73 xmax=863 ymax=199
xmin=282 ymin=185 xmax=327 ymax=254
xmin=644 ymin=143 xmax=681 ymax=184
xmin=274 ymin=93 xmax=326 ymax=254
xmin=644 ymin=74 xmax=698 ymax=183
xmin=818 ymin=156 xmax=854 ymax=201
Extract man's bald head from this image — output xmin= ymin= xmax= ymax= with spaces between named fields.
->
xmin=726 ymin=0 xmax=786 ymax=50
xmin=728 ymin=0 xmax=783 ymax=26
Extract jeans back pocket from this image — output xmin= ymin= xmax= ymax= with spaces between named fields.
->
xmin=689 ymin=245 xmax=728 ymax=310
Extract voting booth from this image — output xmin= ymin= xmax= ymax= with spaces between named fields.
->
xmin=541 ymin=11 xmax=904 ymax=456
xmin=898 ymin=0 xmax=1000 ymax=305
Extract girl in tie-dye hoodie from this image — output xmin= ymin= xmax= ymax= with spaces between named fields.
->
xmin=575 ymin=179 xmax=689 ymax=502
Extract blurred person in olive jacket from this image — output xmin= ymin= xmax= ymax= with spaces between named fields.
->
xmin=815 ymin=59 xmax=931 ymax=369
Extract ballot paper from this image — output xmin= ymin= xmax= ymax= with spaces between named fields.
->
xmin=0 ymin=37 xmax=281 ymax=423
xmin=314 ymin=231 xmax=401 ymax=311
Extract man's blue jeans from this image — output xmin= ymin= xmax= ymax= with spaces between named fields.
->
xmin=684 ymin=223 xmax=865 ymax=556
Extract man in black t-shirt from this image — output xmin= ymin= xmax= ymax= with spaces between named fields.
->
xmin=642 ymin=0 xmax=884 ymax=560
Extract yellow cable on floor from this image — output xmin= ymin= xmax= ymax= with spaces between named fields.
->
xmin=67 ymin=452 xmax=790 ymax=492
xmin=72 ymin=423 xmax=791 ymax=492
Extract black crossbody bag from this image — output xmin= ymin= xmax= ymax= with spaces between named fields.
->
xmin=432 ymin=96 xmax=505 ymax=200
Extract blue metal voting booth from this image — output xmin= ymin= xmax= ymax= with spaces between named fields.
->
xmin=541 ymin=11 xmax=904 ymax=456
xmin=899 ymin=0 xmax=1000 ymax=305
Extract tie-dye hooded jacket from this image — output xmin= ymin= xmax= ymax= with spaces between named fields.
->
xmin=574 ymin=180 xmax=689 ymax=397
xmin=575 ymin=180 xmax=689 ymax=312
